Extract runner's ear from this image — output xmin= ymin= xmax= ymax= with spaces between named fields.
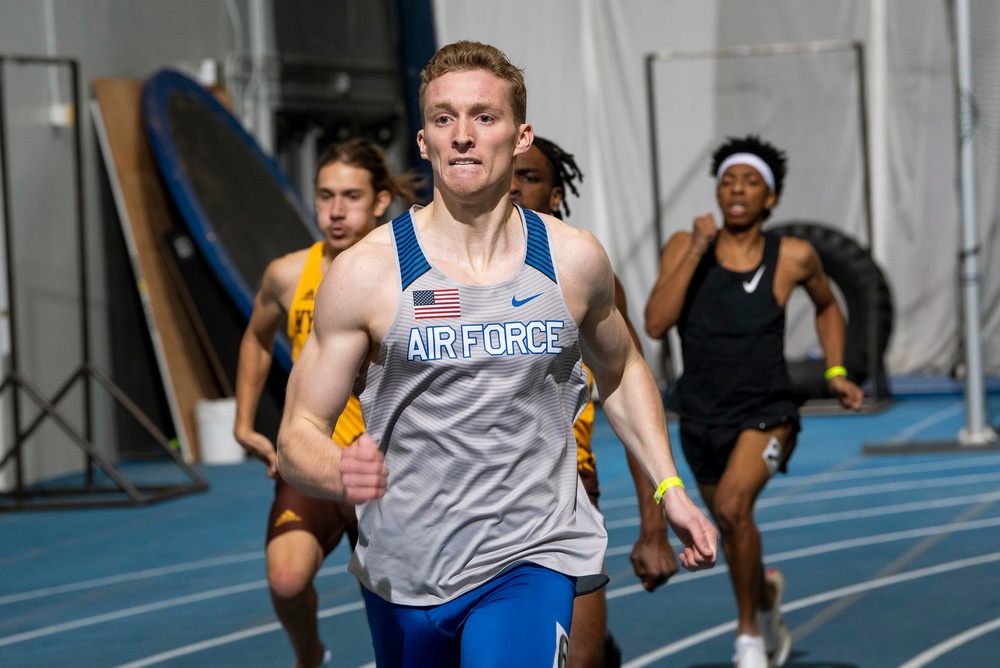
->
xmin=514 ymin=123 xmax=533 ymax=156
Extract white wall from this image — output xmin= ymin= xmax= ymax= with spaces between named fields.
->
xmin=433 ymin=0 xmax=720 ymax=376
xmin=0 ymin=0 xmax=996 ymax=485
xmin=0 ymin=0 xmax=239 ymax=486
xmin=433 ymin=0 xmax=994 ymax=381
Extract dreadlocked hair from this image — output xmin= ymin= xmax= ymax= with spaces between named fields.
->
xmin=533 ymin=136 xmax=584 ymax=219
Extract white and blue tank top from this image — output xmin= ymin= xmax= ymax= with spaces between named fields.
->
xmin=350 ymin=205 xmax=608 ymax=605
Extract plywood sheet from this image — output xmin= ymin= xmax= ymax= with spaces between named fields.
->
xmin=92 ymin=78 xmax=226 ymax=462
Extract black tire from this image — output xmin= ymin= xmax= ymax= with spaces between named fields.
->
xmin=768 ymin=221 xmax=894 ymax=403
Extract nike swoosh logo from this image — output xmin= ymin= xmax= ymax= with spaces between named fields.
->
xmin=742 ymin=265 xmax=766 ymax=293
xmin=511 ymin=293 xmax=542 ymax=307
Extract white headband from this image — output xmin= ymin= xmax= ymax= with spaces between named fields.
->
xmin=716 ymin=153 xmax=775 ymax=192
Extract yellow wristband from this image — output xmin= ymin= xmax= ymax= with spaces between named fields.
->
xmin=653 ymin=476 xmax=685 ymax=504
xmin=824 ymin=365 xmax=848 ymax=381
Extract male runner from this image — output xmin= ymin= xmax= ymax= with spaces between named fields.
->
xmin=645 ymin=135 xmax=864 ymax=668
xmin=278 ymin=41 xmax=717 ymax=668
xmin=233 ymin=138 xmax=420 ymax=668
xmin=511 ymin=136 xmax=679 ymax=668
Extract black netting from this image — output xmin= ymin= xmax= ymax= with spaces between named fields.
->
xmin=167 ymin=91 xmax=315 ymax=289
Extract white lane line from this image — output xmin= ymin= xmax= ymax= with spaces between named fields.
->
xmin=757 ymin=471 xmax=1000 ymax=508
xmin=605 ymin=515 xmax=1000 ymax=598
xmin=0 ymin=581 xmax=268 ymax=648
xmin=598 ymin=455 xmax=1000 ymax=510
xmin=111 ymin=515 xmax=1000 ymax=668
xmin=757 ymin=491 xmax=1000 ymax=531
xmin=888 ymin=402 xmax=966 ymax=442
xmin=0 ymin=552 xmax=262 ymax=606
xmin=12 ymin=455 xmax=993 ymax=605
xmin=897 ymin=615 xmax=1000 ymax=668
xmin=606 ymin=489 xmax=1000 ymax=531
xmin=756 ymin=515 xmax=1000 ymax=562
xmin=0 ymin=563 xmax=350 ymax=648
xmin=770 ymin=454 xmax=1000 ymax=488
xmin=621 ymin=550 xmax=1000 ymax=667
xmin=770 ymin=454 xmax=1000 ymax=489
xmin=10 ymin=499 xmax=996 ymax=649
xmin=112 ymin=601 xmax=366 ymax=668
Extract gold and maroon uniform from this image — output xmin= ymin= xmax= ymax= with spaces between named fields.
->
xmin=266 ymin=242 xmax=364 ymax=552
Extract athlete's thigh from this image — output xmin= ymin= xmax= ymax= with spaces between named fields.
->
xmin=717 ymin=424 xmax=795 ymax=499
xmin=461 ymin=565 xmax=576 ymax=668
xmin=267 ymin=475 xmax=353 ymax=556
xmin=362 ymin=587 xmax=461 ymax=668
xmin=568 ymin=585 xmax=606 ymax=666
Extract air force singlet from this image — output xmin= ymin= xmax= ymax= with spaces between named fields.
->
xmin=352 ymin=206 xmax=608 ymax=605
xmin=675 ymin=231 xmax=798 ymax=427
xmin=288 ymin=241 xmax=365 ymax=446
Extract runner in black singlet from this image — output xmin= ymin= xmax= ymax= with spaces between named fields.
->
xmin=511 ymin=136 xmax=679 ymax=668
xmin=644 ymin=135 xmax=864 ymax=668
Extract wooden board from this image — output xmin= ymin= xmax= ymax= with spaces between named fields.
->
xmin=92 ymin=78 xmax=226 ymax=462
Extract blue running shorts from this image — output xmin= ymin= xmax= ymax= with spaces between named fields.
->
xmin=362 ymin=562 xmax=576 ymax=667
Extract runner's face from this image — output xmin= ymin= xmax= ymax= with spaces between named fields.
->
xmin=314 ymin=162 xmax=390 ymax=252
xmin=509 ymin=144 xmax=563 ymax=215
xmin=417 ymin=69 xmax=531 ymax=202
xmin=716 ymin=163 xmax=776 ymax=227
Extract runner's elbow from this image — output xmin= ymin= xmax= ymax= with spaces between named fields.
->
xmin=644 ymin=311 xmax=670 ymax=339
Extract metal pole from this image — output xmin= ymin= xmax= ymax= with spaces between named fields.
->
xmin=853 ymin=42 xmax=884 ymax=401
xmin=646 ymin=54 xmax=663 ymax=260
xmin=867 ymin=0 xmax=890 ymax=268
xmin=954 ymin=0 xmax=997 ymax=445
xmin=248 ymin=0 xmax=273 ymax=154
xmin=67 ymin=59 xmax=97 ymax=484
xmin=0 ymin=59 xmax=26 ymax=496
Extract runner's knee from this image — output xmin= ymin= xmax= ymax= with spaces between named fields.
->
xmin=267 ymin=558 xmax=316 ymax=600
xmin=711 ymin=491 xmax=756 ymax=535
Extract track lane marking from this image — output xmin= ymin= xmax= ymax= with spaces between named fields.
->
xmin=605 ymin=514 xmax=1000 ymax=597
xmin=621 ymin=551 xmax=1000 ymax=667
xmin=596 ymin=438 xmax=1000 ymax=512
xmin=897 ymin=615 xmax=1000 ymax=667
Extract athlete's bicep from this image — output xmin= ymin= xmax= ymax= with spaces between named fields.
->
xmin=577 ymin=249 xmax=634 ymax=386
xmin=549 ymin=219 xmax=635 ymax=383
xmin=285 ymin=258 xmax=373 ymax=430
xmin=245 ymin=287 xmax=286 ymax=343
xmin=657 ymin=232 xmax=695 ymax=278
xmin=285 ymin=329 xmax=368 ymax=436
xmin=796 ymin=242 xmax=837 ymax=312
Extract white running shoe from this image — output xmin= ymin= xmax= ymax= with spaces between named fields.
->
xmin=320 ymin=646 xmax=332 ymax=667
xmin=733 ymin=634 xmax=768 ymax=668
xmin=758 ymin=568 xmax=792 ymax=667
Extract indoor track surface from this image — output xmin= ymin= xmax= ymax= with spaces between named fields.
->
xmin=3 ymin=393 xmax=999 ymax=667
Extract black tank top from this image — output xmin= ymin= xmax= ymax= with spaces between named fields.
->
xmin=675 ymin=232 xmax=795 ymax=424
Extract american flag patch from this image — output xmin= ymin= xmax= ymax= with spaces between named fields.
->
xmin=413 ymin=288 xmax=461 ymax=319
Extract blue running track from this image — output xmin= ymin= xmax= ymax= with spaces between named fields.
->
xmin=2 ymin=393 xmax=999 ymax=667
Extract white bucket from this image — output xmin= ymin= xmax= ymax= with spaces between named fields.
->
xmin=195 ymin=398 xmax=246 ymax=465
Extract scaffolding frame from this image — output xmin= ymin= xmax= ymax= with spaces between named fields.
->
xmin=0 ymin=55 xmax=207 ymax=510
